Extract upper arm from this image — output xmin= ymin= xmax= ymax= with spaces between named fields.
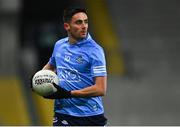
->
xmin=94 ymin=76 xmax=107 ymax=95
xmin=42 ymin=63 xmax=56 ymax=72
xmin=90 ymin=46 xmax=107 ymax=95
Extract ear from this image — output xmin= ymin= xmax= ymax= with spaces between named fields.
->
xmin=64 ymin=23 xmax=70 ymax=31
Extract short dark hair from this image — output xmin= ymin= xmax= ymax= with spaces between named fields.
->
xmin=63 ymin=6 xmax=87 ymax=23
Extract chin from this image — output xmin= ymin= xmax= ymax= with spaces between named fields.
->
xmin=81 ymin=34 xmax=87 ymax=38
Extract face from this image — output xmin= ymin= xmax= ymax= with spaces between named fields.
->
xmin=64 ymin=12 xmax=88 ymax=42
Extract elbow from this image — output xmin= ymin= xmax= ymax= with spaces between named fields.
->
xmin=100 ymin=92 xmax=106 ymax=96
xmin=99 ymin=89 xmax=106 ymax=96
xmin=97 ymin=85 xmax=107 ymax=96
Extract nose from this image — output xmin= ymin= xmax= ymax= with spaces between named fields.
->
xmin=82 ymin=21 xmax=88 ymax=29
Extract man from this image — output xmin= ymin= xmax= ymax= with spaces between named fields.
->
xmin=40 ymin=7 xmax=107 ymax=126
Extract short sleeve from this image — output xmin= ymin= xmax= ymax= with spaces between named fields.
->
xmin=90 ymin=47 xmax=107 ymax=77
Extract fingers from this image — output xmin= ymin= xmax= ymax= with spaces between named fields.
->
xmin=43 ymin=93 xmax=56 ymax=99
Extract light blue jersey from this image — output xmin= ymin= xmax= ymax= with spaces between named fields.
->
xmin=48 ymin=34 xmax=107 ymax=117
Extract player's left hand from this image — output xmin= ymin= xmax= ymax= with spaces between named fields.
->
xmin=43 ymin=83 xmax=72 ymax=99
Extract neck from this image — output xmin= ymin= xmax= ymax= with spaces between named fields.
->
xmin=68 ymin=37 xmax=77 ymax=45
xmin=67 ymin=33 xmax=78 ymax=44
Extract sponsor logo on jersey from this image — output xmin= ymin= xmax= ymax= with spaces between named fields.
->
xmin=57 ymin=66 xmax=81 ymax=82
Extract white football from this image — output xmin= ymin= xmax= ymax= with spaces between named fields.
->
xmin=32 ymin=69 xmax=58 ymax=96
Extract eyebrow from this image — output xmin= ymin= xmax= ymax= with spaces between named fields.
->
xmin=75 ymin=18 xmax=88 ymax=23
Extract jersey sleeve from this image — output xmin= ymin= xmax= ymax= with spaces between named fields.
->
xmin=90 ymin=47 xmax=107 ymax=77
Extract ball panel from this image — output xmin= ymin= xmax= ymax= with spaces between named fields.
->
xmin=33 ymin=83 xmax=54 ymax=96
xmin=32 ymin=70 xmax=58 ymax=96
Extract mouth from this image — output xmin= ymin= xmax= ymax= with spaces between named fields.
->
xmin=80 ymin=31 xmax=87 ymax=35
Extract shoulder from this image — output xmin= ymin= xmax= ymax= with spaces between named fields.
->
xmin=83 ymin=36 xmax=104 ymax=53
xmin=88 ymin=40 xmax=104 ymax=55
xmin=81 ymin=39 xmax=105 ymax=62
xmin=54 ymin=37 xmax=68 ymax=47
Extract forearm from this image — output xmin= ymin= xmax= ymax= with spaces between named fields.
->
xmin=71 ymin=84 xmax=106 ymax=97
xmin=42 ymin=71 xmax=106 ymax=99
xmin=71 ymin=76 xmax=107 ymax=98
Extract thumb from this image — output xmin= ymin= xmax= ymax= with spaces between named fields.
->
xmin=52 ymin=82 xmax=60 ymax=89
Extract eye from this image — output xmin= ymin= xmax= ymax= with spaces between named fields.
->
xmin=75 ymin=20 xmax=83 ymax=25
xmin=84 ymin=19 xmax=88 ymax=24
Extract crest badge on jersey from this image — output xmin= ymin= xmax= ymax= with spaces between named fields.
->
xmin=76 ymin=55 xmax=84 ymax=64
